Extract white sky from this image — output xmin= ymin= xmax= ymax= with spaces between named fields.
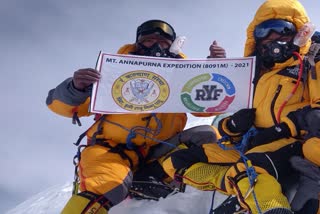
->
xmin=1 ymin=0 xmax=319 ymax=212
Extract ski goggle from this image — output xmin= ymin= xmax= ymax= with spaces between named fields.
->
xmin=254 ymin=19 xmax=297 ymax=40
xmin=136 ymin=20 xmax=176 ymax=42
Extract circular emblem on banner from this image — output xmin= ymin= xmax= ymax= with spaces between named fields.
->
xmin=181 ymin=73 xmax=235 ymax=112
xmin=112 ymin=70 xmax=170 ymax=112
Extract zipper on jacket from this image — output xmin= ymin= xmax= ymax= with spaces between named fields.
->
xmin=270 ymin=85 xmax=282 ymax=125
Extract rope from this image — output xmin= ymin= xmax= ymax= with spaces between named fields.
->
xmin=101 ymin=114 xmax=177 ymax=149
xmin=126 ymin=130 xmax=137 ymax=150
xmin=217 ymin=127 xmax=262 ymax=214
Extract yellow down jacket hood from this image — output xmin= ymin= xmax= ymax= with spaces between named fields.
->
xmin=244 ymin=0 xmax=311 ymax=57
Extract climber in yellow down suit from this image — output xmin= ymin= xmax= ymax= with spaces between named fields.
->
xmin=46 ymin=19 xmax=226 ymax=213
xmin=163 ymin=0 xmax=320 ymax=213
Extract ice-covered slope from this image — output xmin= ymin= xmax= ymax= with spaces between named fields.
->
xmin=6 ymin=182 xmax=229 ymax=214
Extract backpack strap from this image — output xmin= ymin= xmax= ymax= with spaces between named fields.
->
xmin=306 ymin=42 xmax=320 ymax=80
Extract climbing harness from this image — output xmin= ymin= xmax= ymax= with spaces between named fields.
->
xmin=71 ymin=113 xmax=179 ymax=197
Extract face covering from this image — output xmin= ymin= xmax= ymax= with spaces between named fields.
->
xmin=136 ymin=42 xmax=176 ymax=58
xmin=257 ymin=40 xmax=298 ymax=68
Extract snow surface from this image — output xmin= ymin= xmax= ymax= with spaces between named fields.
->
xmin=6 ymin=182 xmax=229 ymax=214
xmin=6 ymin=115 xmax=230 ymax=214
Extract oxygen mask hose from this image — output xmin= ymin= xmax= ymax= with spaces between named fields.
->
xmin=276 ymin=52 xmax=303 ymax=123
xmin=276 ymin=22 xmax=316 ymax=123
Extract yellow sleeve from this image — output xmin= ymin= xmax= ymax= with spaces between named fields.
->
xmin=46 ymin=78 xmax=92 ymax=118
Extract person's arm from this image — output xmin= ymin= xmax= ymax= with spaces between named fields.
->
xmin=250 ymin=58 xmax=320 ymax=147
xmin=46 ymin=68 xmax=100 ymax=118
xmin=280 ymin=54 xmax=320 ymax=137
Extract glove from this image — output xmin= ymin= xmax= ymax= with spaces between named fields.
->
xmin=226 ymin=108 xmax=256 ymax=133
xmin=304 ymin=109 xmax=320 ymax=137
xmin=250 ymin=122 xmax=291 ymax=147
xmin=290 ymin=156 xmax=320 ymax=212
xmin=287 ymin=106 xmax=320 ymax=138
xmin=287 ymin=106 xmax=310 ymax=133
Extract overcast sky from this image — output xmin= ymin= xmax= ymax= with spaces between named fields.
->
xmin=1 ymin=0 xmax=319 ymax=212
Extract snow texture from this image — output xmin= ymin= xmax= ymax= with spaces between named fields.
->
xmin=6 ymin=182 xmax=229 ymax=214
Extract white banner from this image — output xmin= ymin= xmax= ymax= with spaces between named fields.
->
xmin=90 ymin=53 xmax=255 ymax=113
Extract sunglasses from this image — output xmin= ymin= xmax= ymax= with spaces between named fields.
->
xmin=254 ymin=19 xmax=297 ymax=40
xmin=136 ymin=20 xmax=176 ymax=42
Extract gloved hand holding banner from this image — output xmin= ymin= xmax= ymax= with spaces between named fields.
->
xmin=90 ymin=52 xmax=255 ymax=113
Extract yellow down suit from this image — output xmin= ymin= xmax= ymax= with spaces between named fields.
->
xmin=46 ymin=44 xmax=216 ymax=212
xmin=163 ymin=0 xmax=320 ymax=213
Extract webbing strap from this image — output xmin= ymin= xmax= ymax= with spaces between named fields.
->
xmin=79 ymin=191 xmax=113 ymax=212
xmin=74 ymin=115 xmax=106 ymax=146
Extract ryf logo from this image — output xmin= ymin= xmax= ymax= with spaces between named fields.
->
xmin=195 ymin=85 xmax=223 ymax=101
xmin=181 ymin=73 xmax=235 ymax=112
xmin=112 ymin=70 xmax=169 ymax=112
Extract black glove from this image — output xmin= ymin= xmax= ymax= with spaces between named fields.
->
xmin=226 ymin=108 xmax=256 ymax=133
xmin=304 ymin=109 xmax=320 ymax=137
xmin=250 ymin=122 xmax=291 ymax=147
xmin=287 ymin=106 xmax=311 ymax=132
xmin=287 ymin=106 xmax=320 ymax=138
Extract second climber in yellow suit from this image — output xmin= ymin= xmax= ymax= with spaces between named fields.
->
xmin=46 ymin=20 xmax=226 ymax=213
xmin=163 ymin=1 xmax=320 ymax=213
